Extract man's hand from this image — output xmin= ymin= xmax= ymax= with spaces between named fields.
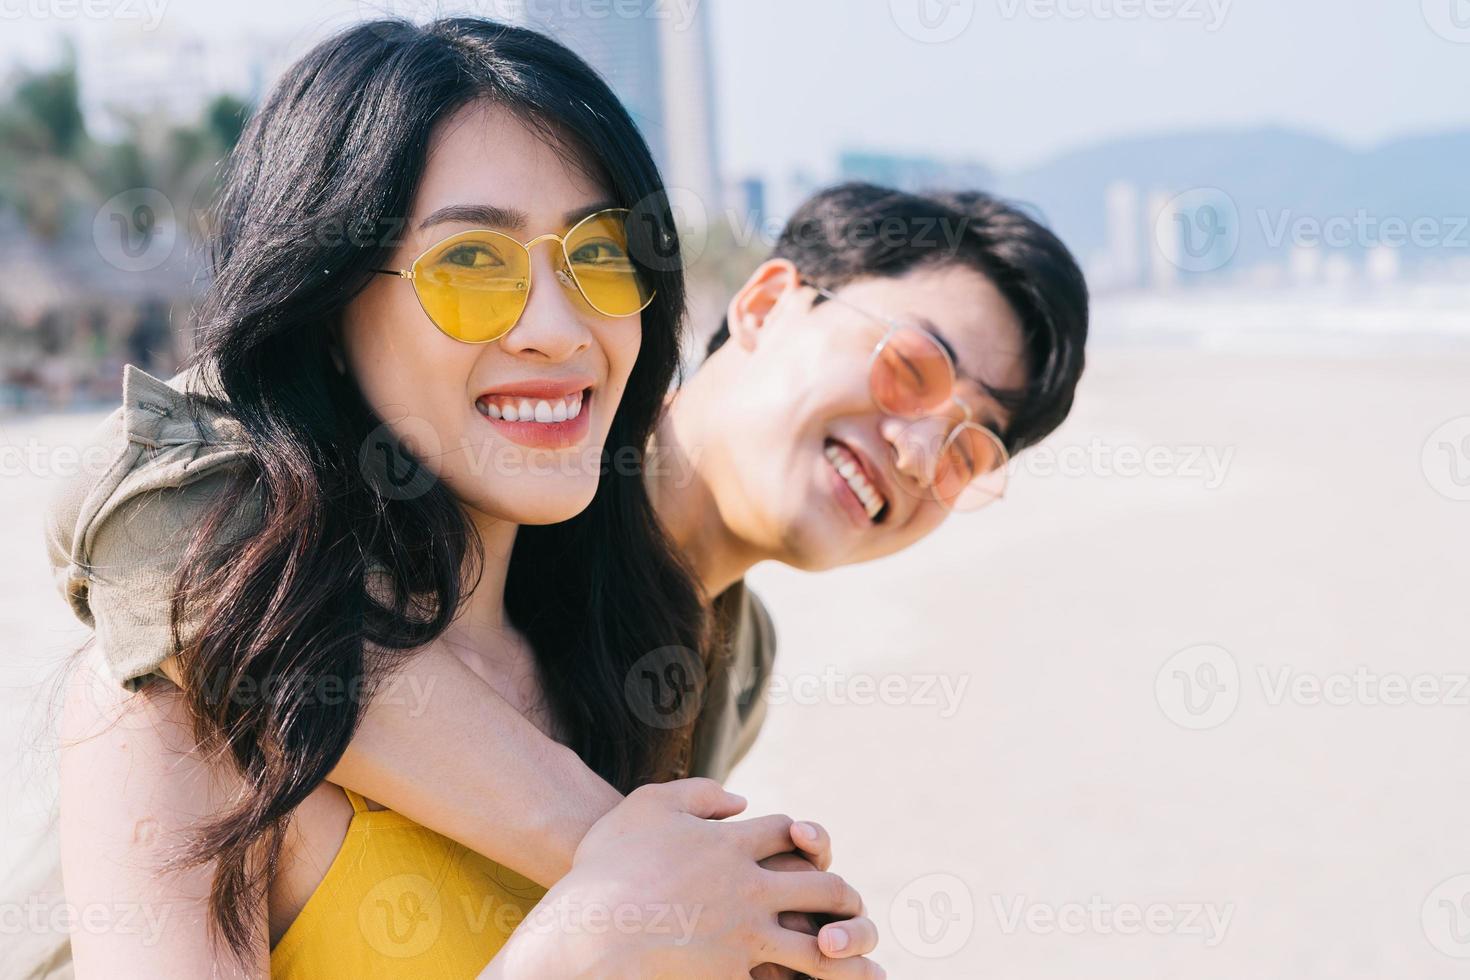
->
xmin=752 ymin=820 xmax=880 ymax=979
xmin=487 ymin=779 xmax=884 ymax=979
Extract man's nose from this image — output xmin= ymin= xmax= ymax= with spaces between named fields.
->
xmin=880 ymin=415 xmax=951 ymax=487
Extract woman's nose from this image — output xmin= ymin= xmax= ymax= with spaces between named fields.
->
xmin=498 ymin=246 xmax=592 ymax=362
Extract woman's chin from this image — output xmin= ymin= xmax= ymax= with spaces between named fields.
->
xmin=462 ymin=481 xmax=600 ymax=527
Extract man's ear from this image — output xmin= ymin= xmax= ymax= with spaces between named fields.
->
xmin=725 ymin=259 xmax=801 ymax=352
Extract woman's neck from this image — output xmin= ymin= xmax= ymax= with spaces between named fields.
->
xmin=439 ymin=507 xmax=557 ymax=733
xmin=455 ymin=505 xmax=518 ymax=631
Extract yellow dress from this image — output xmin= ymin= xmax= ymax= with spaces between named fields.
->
xmin=271 ymin=789 xmax=547 ymax=978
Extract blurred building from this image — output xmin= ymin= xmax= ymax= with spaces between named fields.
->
xmin=761 ymin=169 xmax=825 ymax=231
xmin=1289 ymin=243 xmax=1322 ymax=287
xmin=0 ymin=213 xmax=195 ymax=408
xmin=656 ymin=0 xmax=724 ymax=216
xmin=74 ymin=8 xmax=726 ymax=215
xmin=75 ymin=27 xmax=289 ymax=142
xmin=1104 ymin=180 xmax=1143 ymax=289
xmin=1147 ymin=189 xmax=1179 ymax=290
xmin=838 ymin=150 xmax=993 ymax=194
xmin=501 ymin=0 xmax=724 ymax=216
xmin=729 ymin=176 xmax=767 ymax=230
xmin=2 ymin=7 xmax=731 ymax=410
xmin=1366 ymin=244 xmax=1400 ymax=285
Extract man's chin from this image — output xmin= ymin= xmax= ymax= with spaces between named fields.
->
xmin=776 ymin=507 xmax=868 ymax=572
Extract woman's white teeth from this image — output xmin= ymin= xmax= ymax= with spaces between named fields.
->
xmin=824 ymin=442 xmax=887 ymax=520
xmin=478 ymin=391 xmax=584 ymax=424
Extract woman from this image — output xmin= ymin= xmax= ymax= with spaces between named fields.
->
xmin=56 ymin=19 xmax=876 ymax=978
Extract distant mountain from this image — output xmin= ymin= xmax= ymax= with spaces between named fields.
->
xmin=989 ymin=126 xmax=1470 ymax=276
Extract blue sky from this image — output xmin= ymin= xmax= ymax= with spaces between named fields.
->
xmin=707 ymin=0 xmax=1470 ymax=175
xmin=3 ymin=0 xmax=1467 ymax=176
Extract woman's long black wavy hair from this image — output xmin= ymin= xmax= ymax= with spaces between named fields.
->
xmin=166 ymin=18 xmax=707 ymax=956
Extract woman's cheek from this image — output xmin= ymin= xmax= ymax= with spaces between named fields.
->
xmin=344 ymin=318 xmax=483 ymax=483
xmin=592 ymin=320 xmax=642 ymax=432
xmin=607 ymin=320 xmax=642 ymax=389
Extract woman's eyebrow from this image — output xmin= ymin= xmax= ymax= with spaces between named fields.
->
xmin=563 ymin=200 xmax=618 ymax=225
xmin=415 ymin=201 xmax=617 ymax=233
xmin=418 ymin=203 xmax=528 ymax=231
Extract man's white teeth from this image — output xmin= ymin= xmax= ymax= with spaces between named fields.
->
xmin=824 ymin=442 xmax=887 ymax=520
xmin=478 ymin=391 xmax=585 ymax=424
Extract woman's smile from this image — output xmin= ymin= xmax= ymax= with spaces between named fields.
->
xmin=474 ymin=375 xmax=595 ymax=449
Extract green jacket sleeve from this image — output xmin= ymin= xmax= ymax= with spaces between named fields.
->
xmin=687 ymin=581 xmax=778 ymax=781
xmin=43 ymin=364 xmax=253 ymax=689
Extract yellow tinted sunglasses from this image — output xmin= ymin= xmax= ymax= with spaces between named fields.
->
xmin=373 ymin=207 xmax=655 ymax=344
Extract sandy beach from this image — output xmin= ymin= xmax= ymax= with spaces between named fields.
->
xmin=3 ymin=344 xmax=1468 ymax=978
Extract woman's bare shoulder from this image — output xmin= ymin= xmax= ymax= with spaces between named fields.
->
xmin=58 ymin=652 xmax=268 ymax=977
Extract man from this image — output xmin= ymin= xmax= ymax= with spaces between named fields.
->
xmin=38 ymin=182 xmax=1086 ymax=975
xmin=664 ymin=183 xmax=1086 ymax=778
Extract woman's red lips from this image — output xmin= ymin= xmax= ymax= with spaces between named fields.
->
xmin=475 ymin=386 xmax=592 ymax=450
xmin=475 ymin=375 xmax=593 ymax=401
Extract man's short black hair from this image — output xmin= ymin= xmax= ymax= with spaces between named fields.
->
xmin=706 ymin=182 xmax=1088 ymax=453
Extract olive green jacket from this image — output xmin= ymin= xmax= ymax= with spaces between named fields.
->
xmin=45 ymin=363 xmax=775 ymax=774
xmin=22 ymin=365 xmax=775 ymax=979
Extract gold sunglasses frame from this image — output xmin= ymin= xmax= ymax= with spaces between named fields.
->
xmin=372 ymin=207 xmax=655 ymax=345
